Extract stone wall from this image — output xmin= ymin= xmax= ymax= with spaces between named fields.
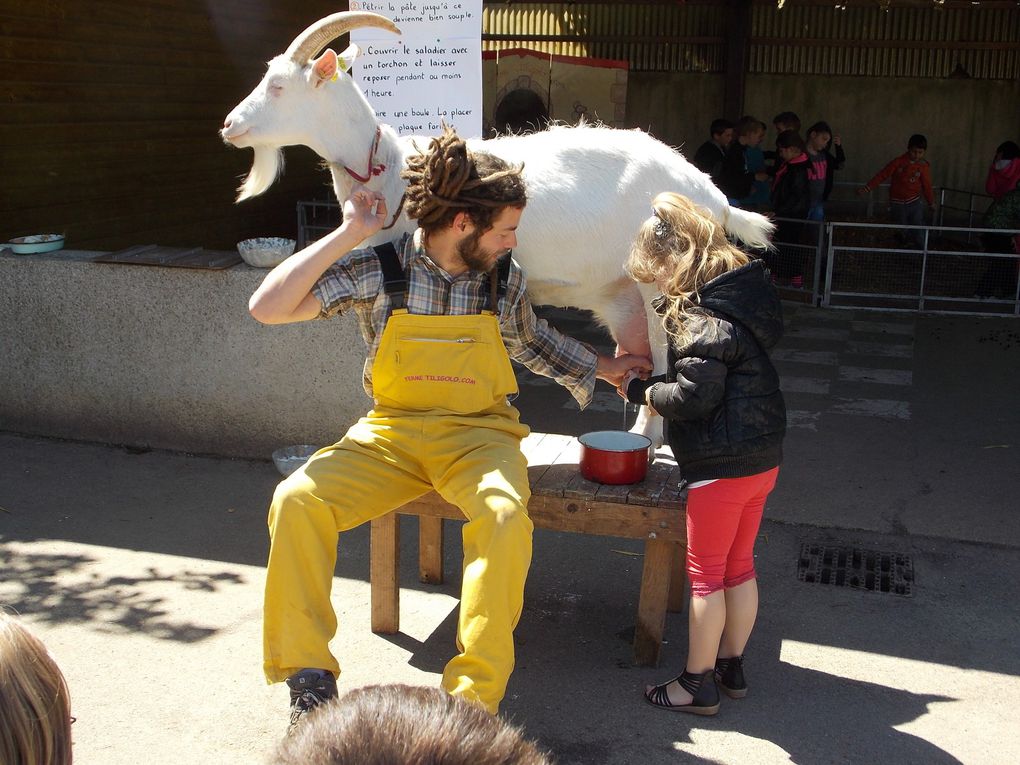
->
xmin=0 ymin=250 xmax=368 ymax=458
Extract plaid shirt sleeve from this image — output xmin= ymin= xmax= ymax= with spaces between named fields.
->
xmin=311 ymin=246 xmax=382 ymax=318
xmin=499 ymin=260 xmax=598 ymax=409
xmin=312 ymin=233 xmax=414 ymax=318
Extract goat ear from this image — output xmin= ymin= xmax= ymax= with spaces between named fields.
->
xmin=311 ymin=50 xmax=339 ymax=87
xmin=336 ymin=43 xmax=360 ymax=73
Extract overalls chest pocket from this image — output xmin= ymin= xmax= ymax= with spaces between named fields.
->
xmin=373 ymin=311 xmax=517 ymax=415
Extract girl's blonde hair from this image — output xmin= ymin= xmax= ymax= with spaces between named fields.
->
xmin=0 ymin=611 xmax=73 ymax=765
xmin=625 ymin=192 xmax=751 ymax=346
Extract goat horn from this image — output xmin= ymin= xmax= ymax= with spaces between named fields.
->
xmin=286 ymin=11 xmax=401 ymax=64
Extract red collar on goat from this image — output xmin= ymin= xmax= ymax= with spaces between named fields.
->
xmin=344 ymin=126 xmax=386 ymax=183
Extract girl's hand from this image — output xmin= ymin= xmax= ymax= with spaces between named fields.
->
xmin=617 ymin=368 xmax=644 ymax=401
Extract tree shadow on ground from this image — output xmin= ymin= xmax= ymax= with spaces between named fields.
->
xmin=0 ymin=545 xmax=245 ymax=642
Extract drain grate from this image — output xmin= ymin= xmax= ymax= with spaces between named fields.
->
xmin=797 ymin=543 xmax=913 ymax=596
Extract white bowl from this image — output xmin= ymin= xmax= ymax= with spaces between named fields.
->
xmin=9 ymin=234 xmax=65 ymax=255
xmin=272 ymin=444 xmax=320 ymax=477
xmin=237 ymin=237 xmax=296 ymax=268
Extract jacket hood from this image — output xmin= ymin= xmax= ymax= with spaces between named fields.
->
xmin=697 ymin=260 xmax=784 ymax=349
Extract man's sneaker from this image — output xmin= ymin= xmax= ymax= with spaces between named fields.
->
xmin=285 ymin=669 xmax=337 ymax=735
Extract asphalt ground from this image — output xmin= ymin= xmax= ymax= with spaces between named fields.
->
xmin=1 ymin=303 xmax=1019 ymax=764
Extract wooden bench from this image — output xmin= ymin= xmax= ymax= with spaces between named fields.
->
xmin=369 ymin=432 xmax=689 ymax=666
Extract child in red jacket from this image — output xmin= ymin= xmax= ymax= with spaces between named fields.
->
xmin=985 ymin=141 xmax=1020 ymax=201
xmin=858 ymin=134 xmax=934 ymax=248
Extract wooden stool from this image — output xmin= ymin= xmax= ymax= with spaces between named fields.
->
xmin=369 ymin=432 xmax=688 ymax=666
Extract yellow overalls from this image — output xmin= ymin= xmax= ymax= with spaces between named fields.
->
xmin=263 ymin=281 xmax=533 ymax=714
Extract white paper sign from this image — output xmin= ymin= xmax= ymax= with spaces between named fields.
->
xmin=349 ymin=1 xmax=482 ymax=138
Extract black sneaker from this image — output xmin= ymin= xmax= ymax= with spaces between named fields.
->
xmin=286 ymin=669 xmax=337 ymax=734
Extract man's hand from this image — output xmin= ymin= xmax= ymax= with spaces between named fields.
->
xmin=342 ymin=185 xmax=388 ymax=241
xmin=833 ymin=135 xmax=842 ymax=147
xmin=596 ymin=353 xmax=651 ymax=388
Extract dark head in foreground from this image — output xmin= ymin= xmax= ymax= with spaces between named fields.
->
xmin=271 ymin=684 xmax=554 ymax=765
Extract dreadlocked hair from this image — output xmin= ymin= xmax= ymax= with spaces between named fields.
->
xmin=400 ymin=125 xmax=526 ymax=238
xmin=625 ymin=191 xmax=750 ymax=348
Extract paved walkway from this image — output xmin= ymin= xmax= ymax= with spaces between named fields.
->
xmin=1 ymin=304 xmax=1018 ymax=764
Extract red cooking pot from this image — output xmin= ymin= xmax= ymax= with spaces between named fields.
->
xmin=578 ymin=431 xmax=652 ymax=485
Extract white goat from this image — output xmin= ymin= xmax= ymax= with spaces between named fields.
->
xmin=221 ymin=11 xmax=774 ymax=446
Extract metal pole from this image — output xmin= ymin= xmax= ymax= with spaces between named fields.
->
xmin=812 ymin=220 xmax=824 ymax=306
xmin=823 ymin=223 xmax=836 ymax=307
xmin=918 ymin=227 xmax=929 ymax=312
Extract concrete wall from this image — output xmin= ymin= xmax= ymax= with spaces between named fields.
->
xmin=625 ymin=72 xmax=1020 ymax=195
xmin=0 ymin=250 xmax=368 ymax=459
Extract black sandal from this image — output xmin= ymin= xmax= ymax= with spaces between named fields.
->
xmin=714 ymin=655 xmax=747 ymax=699
xmin=644 ymin=669 xmax=720 ymax=715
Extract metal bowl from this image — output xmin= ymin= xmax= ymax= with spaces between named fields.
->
xmin=271 ymin=444 xmax=320 ymax=477
xmin=237 ymin=237 xmax=296 ymax=268
xmin=9 ymin=234 xmax=65 ymax=255
xmin=578 ymin=430 xmax=651 ymax=485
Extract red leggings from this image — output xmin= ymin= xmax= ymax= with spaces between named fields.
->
xmin=685 ymin=467 xmax=779 ymax=598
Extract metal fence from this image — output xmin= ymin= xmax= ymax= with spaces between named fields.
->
xmin=768 ymin=217 xmax=1020 ymax=316
xmin=296 ymin=199 xmax=341 ymax=249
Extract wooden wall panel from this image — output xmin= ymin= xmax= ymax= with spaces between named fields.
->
xmin=0 ymin=0 xmax=346 ymax=251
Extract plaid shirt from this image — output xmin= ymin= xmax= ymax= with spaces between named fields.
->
xmin=313 ymin=232 xmax=598 ymax=408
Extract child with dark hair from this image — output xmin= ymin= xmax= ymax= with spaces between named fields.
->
xmin=772 ymin=112 xmax=801 ymax=135
xmin=858 ymin=134 xmax=934 ymax=248
xmin=271 ymin=684 xmax=553 ymax=765
xmin=985 ymin=141 xmax=1020 ymax=201
xmin=718 ymin=116 xmax=769 ymax=205
xmin=804 ymin=121 xmax=846 ymax=221
xmin=692 ymin=118 xmax=734 ymax=182
xmin=770 ymin=130 xmax=811 ymax=286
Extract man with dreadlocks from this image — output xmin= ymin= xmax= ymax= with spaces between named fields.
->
xmin=249 ymin=126 xmax=651 ymax=731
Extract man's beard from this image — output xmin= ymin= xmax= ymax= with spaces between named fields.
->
xmin=457 ymin=231 xmax=505 ymax=273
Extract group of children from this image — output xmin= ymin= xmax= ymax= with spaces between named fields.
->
xmin=692 ymin=111 xmax=853 ymax=286
xmin=692 ymin=111 xmax=850 ymax=224
xmin=691 ymin=111 xmax=940 ymax=284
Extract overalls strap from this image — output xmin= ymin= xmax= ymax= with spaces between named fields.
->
xmin=375 ymin=241 xmax=407 ymax=310
xmin=375 ymin=242 xmax=513 ymax=315
xmin=490 ymin=253 xmax=512 ymax=314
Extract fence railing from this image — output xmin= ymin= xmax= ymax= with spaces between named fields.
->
xmin=768 ymin=217 xmax=1020 ymax=315
xmin=297 ymin=199 xmax=341 ymax=249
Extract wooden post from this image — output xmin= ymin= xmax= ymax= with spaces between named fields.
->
xmin=370 ymin=514 xmax=400 ymax=634
xmin=668 ymin=543 xmax=688 ymax=613
xmin=418 ymin=516 xmax=445 ymax=584
xmin=634 ymin=538 xmax=675 ymax=666
xmin=723 ymin=0 xmax=752 ymax=120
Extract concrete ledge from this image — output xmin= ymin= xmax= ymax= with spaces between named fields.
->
xmin=0 ymin=249 xmax=368 ymax=458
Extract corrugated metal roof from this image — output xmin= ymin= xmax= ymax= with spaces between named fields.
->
xmin=482 ymin=2 xmax=1020 ymax=79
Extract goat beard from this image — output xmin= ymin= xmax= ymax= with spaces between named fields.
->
xmin=235 ymin=146 xmax=284 ymax=202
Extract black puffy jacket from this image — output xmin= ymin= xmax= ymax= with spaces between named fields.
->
xmin=626 ymin=260 xmax=786 ymax=482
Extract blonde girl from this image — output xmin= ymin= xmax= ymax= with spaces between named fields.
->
xmin=621 ymin=192 xmax=786 ymax=715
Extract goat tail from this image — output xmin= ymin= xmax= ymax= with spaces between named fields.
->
xmin=723 ymin=205 xmax=775 ymax=251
